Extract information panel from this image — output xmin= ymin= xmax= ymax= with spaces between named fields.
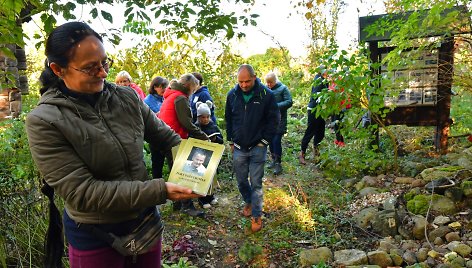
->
xmin=382 ymin=50 xmax=438 ymax=107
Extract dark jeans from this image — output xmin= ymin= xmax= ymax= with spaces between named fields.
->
xmin=301 ymin=109 xmax=325 ymax=153
xmin=269 ymin=133 xmax=283 ymax=163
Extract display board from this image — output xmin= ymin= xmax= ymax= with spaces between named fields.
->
xmin=382 ymin=50 xmax=438 ymax=107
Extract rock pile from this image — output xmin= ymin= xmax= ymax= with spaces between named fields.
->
xmin=300 ymin=145 xmax=472 ymax=267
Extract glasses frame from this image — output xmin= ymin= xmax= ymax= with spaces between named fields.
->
xmin=69 ymin=58 xmax=113 ymax=77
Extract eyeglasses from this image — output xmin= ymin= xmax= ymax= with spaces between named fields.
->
xmin=69 ymin=58 xmax=113 ymax=76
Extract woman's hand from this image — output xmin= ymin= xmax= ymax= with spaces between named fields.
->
xmin=165 ymin=182 xmax=201 ymax=201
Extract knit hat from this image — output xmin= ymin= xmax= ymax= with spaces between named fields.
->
xmin=196 ymin=101 xmax=213 ymax=117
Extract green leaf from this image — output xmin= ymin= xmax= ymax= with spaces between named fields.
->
xmin=101 ymin=10 xmax=113 ymax=23
xmin=124 ymin=7 xmax=133 ymax=17
xmin=90 ymin=8 xmax=98 ymax=18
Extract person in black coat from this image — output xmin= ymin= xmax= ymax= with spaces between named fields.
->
xmin=299 ymin=68 xmax=329 ymax=164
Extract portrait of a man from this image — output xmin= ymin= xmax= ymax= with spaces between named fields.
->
xmin=182 ymin=148 xmax=209 ymax=176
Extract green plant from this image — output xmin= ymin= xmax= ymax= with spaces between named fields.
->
xmin=162 ymin=257 xmax=197 ymax=268
xmin=312 ymin=260 xmax=329 ymax=268
xmin=238 ymin=242 xmax=263 ymax=263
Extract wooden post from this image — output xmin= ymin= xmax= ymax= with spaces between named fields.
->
xmin=435 ymin=37 xmax=454 ymax=153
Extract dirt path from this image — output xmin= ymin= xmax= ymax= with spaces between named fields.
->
xmin=160 ymin=168 xmax=317 ymax=267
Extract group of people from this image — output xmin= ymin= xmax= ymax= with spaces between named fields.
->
xmin=26 ymin=21 xmax=350 ymax=267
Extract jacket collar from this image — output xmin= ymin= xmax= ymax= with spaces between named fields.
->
xmin=235 ymin=78 xmax=265 ymax=95
xmin=194 ymin=85 xmax=208 ymax=94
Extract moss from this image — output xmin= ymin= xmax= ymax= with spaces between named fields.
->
xmin=406 ymin=194 xmax=442 ymax=215
xmin=437 ymin=166 xmax=463 ymax=172
xmin=462 ymin=181 xmax=472 ymax=189
xmin=404 ymin=189 xmax=417 ymax=201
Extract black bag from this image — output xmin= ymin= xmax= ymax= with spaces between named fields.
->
xmin=79 ymin=209 xmax=164 ymax=262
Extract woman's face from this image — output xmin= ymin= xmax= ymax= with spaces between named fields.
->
xmin=116 ymin=77 xmax=131 ymax=87
xmin=52 ymin=35 xmax=109 ymax=94
xmin=155 ymin=85 xmax=165 ymax=96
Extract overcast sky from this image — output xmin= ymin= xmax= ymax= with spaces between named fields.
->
xmin=24 ymin=0 xmax=386 ymax=59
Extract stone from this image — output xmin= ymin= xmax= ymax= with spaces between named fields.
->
xmin=454 ymin=169 xmax=472 ymax=181
xmin=416 ymin=248 xmax=429 ymax=262
xmin=458 ymin=156 xmax=472 ymax=170
xmin=361 ymin=175 xmax=379 ymax=187
xmin=342 ymin=178 xmax=359 ymax=188
xmin=425 ymin=257 xmax=437 ymax=267
xmin=450 ymin=255 xmax=466 ymax=267
xmin=452 ymin=243 xmax=472 ymax=257
xmin=419 ymin=166 xmax=458 ymax=182
xmin=428 ymin=249 xmax=440 ymax=258
xmin=353 ymin=207 xmax=378 ymax=229
xmin=359 ymin=187 xmax=380 ymax=197
xmin=367 ymin=250 xmax=393 ymax=267
xmin=434 ymin=237 xmax=444 ymax=246
xmin=394 ymin=176 xmax=415 ymax=184
xmin=401 ymin=240 xmax=419 ymax=251
xmin=299 ymin=247 xmax=333 ymax=267
xmin=334 ymin=249 xmax=368 ymax=266
xmin=445 ymin=232 xmax=461 ymax=242
xmin=411 ymin=215 xmax=427 ymax=240
xmin=405 ymin=263 xmax=428 ymax=268
xmin=446 ymin=241 xmax=461 ymax=251
xmin=445 ymin=251 xmax=458 ymax=261
xmin=444 ymin=187 xmax=464 ymax=202
xmin=371 ymin=210 xmax=398 ymax=237
xmin=431 ymin=196 xmax=457 ymax=215
xmin=378 ymin=237 xmax=398 ymax=253
xmin=382 ymin=196 xmax=397 ymax=210
xmin=389 ymin=253 xmax=403 ymax=266
xmin=448 ymin=221 xmax=462 ymax=229
xmin=466 ymin=260 xmax=472 ymax=268
xmin=346 ymin=264 xmax=382 ymax=268
xmin=411 ymin=179 xmax=426 ymax=188
xmin=433 ymin=216 xmax=451 ymax=226
xmin=402 ymin=250 xmax=417 ymax=265
xmin=428 ymin=226 xmax=452 ymax=241
xmin=462 ymin=181 xmax=472 ymax=198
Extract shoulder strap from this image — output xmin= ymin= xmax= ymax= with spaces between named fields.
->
xmin=41 ymin=180 xmax=65 ymax=268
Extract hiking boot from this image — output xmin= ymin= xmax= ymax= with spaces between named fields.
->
xmin=298 ymin=152 xmax=306 ymax=165
xmin=251 ymin=217 xmax=262 ymax=232
xmin=242 ymin=204 xmax=252 ymax=217
xmin=266 ymin=160 xmax=276 ymax=169
xmin=273 ymin=162 xmax=282 ymax=175
xmin=182 ymin=207 xmax=205 ymax=217
xmin=181 ymin=200 xmax=204 ymax=217
xmin=172 ymin=201 xmax=182 ymax=211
